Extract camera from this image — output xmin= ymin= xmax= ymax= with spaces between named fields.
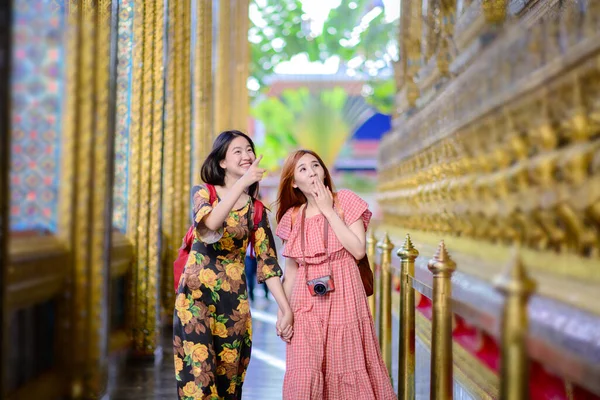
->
xmin=307 ymin=275 xmax=335 ymax=296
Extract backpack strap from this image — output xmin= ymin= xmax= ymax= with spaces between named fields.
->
xmin=205 ymin=183 xmax=217 ymax=204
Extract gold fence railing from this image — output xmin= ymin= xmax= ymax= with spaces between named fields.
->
xmin=369 ymin=230 xmax=538 ymax=400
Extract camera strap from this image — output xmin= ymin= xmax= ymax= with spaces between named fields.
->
xmin=300 ymin=204 xmax=332 ymax=284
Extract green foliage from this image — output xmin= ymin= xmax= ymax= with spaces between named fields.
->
xmin=252 ymin=87 xmax=360 ymax=169
xmin=250 ymin=0 xmax=399 ymax=111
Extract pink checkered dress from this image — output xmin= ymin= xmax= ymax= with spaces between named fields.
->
xmin=276 ymin=190 xmax=395 ymax=400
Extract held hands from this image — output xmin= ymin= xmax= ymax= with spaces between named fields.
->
xmin=241 ymin=155 xmax=266 ymax=188
xmin=276 ymin=308 xmax=294 ymax=343
xmin=311 ymin=178 xmax=334 ymax=214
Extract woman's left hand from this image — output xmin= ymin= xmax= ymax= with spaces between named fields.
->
xmin=312 ymin=178 xmax=334 ymax=214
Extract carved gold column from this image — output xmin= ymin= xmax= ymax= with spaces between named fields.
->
xmin=377 ymin=234 xmax=394 ymax=373
xmin=393 ymin=0 xmax=405 ymax=117
xmin=397 ymin=234 xmax=419 ymax=400
xmin=162 ymin=0 xmax=177 ymax=317
xmin=235 ymin=0 xmax=249 ymax=131
xmin=0 ymin=3 xmax=11 ymax=397
xmin=427 ymin=241 xmax=456 ymax=400
xmin=60 ymin=0 xmax=116 ymax=396
xmin=128 ymin=0 xmax=165 ymax=356
xmin=406 ymin=0 xmax=422 ymax=107
xmin=193 ymin=0 xmax=214 ymax=172
xmin=482 ymin=0 xmax=508 ymax=24
xmin=214 ymin=0 xmax=232 ymax=133
xmin=437 ymin=0 xmax=455 ymax=76
xmin=366 ymin=230 xmax=377 ymax=317
xmin=495 ymin=249 xmax=536 ymax=400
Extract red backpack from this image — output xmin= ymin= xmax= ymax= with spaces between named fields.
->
xmin=173 ymin=184 xmax=264 ymax=292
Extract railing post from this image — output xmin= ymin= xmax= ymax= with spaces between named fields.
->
xmin=397 ymin=234 xmax=419 ymax=399
xmin=494 ymin=248 xmax=536 ymax=400
xmin=367 ymin=230 xmax=377 ymax=318
xmin=427 ymin=241 xmax=456 ymax=400
xmin=377 ymin=233 xmax=394 ymax=374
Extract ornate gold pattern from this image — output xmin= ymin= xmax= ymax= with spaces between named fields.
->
xmin=127 ymin=0 xmax=144 ymax=353
xmin=214 ymin=0 xmax=231 ymax=132
xmin=381 ymin=2 xmax=600 ymax=282
xmin=366 ymin=230 xmax=377 ymax=317
xmin=148 ymin=0 xmax=165 ymax=352
xmin=193 ymin=0 xmax=213 ymax=171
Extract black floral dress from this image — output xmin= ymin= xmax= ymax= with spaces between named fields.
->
xmin=173 ymin=185 xmax=282 ymax=400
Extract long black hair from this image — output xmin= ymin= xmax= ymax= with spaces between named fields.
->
xmin=200 ymin=130 xmax=259 ymax=198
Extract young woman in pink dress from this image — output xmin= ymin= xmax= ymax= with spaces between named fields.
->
xmin=274 ymin=149 xmax=395 ymax=400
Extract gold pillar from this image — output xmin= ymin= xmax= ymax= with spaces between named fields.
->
xmin=60 ymin=1 xmax=116 ymax=396
xmin=427 ymin=241 xmax=456 ymax=400
xmin=406 ymin=0 xmax=422 ymax=106
xmin=482 ymin=0 xmax=508 ymax=24
xmin=437 ymin=0 xmax=455 ymax=76
xmin=193 ymin=0 xmax=214 ymax=171
xmin=366 ymin=230 xmax=377 ymax=318
xmin=397 ymin=234 xmax=419 ymax=400
xmin=128 ymin=0 xmax=165 ymax=355
xmin=235 ymin=0 xmax=249 ymax=131
xmin=214 ymin=0 xmax=232 ymax=133
xmin=377 ymin=233 xmax=394 ymax=373
xmin=494 ymin=249 xmax=536 ymax=400
xmin=0 ymin=4 xmax=11 ymax=397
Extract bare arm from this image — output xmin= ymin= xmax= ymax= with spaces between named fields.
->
xmin=282 ymin=256 xmax=298 ymax=301
xmin=323 ymin=210 xmax=366 ymax=259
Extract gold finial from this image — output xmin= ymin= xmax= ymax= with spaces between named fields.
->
xmin=397 ymin=233 xmax=419 ymax=260
xmin=367 ymin=229 xmax=376 ymax=244
xmin=494 ymin=246 xmax=536 ymax=296
xmin=377 ymin=232 xmax=394 ymax=251
xmin=428 ymin=240 xmax=457 ymax=274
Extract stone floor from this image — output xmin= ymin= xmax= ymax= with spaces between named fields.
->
xmin=106 ymin=290 xmax=286 ymax=400
xmin=107 ymin=287 xmax=476 ymax=399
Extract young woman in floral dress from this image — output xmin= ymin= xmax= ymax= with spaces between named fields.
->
xmin=173 ymin=130 xmax=293 ymax=400
xmin=275 ymin=149 xmax=395 ymax=400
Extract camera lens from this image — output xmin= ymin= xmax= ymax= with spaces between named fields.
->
xmin=314 ymin=283 xmax=327 ymax=295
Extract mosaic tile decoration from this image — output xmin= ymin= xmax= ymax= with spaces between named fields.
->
xmin=112 ymin=0 xmax=135 ymax=233
xmin=10 ymin=0 xmax=66 ymax=233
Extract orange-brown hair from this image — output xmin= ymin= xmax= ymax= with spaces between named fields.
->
xmin=275 ymin=149 xmax=334 ymax=223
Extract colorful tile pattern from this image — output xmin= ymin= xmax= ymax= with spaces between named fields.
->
xmin=112 ymin=0 xmax=135 ymax=233
xmin=10 ymin=0 xmax=65 ymax=233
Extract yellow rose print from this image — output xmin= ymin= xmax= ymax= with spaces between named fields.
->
xmin=182 ymin=381 xmax=201 ymax=398
xmin=191 ymin=343 xmax=209 ymax=363
xmin=241 ymin=370 xmax=246 ymax=383
xmin=225 ymin=262 xmax=244 ymax=281
xmin=191 ymin=289 xmax=202 ymax=299
xmin=175 ymin=294 xmax=190 ymax=312
xmin=199 ymin=268 xmax=218 ymax=290
xmin=219 ymin=347 xmax=238 ymax=364
xmin=262 ymin=264 xmax=273 ymax=277
xmin=177 ymin=309 xmax=193 ymax=326
xmin=220 ymin=236 xmax=235 ymax=251
xmin=216 ymin=365 xmax=226 ymax=376
xmin=174 ymin=355 xmax=183 ymax=374
xmin=237 ymin=299 xmax=250 ymax=315
xmin=246 ymin=318 xmax=252 ymax=336
xmin=208 ymin=305 xmax=216 ymax=314
xmin=221 ymin=279 xmax=231 ymax=292
xmin=212 ymin=321 xmax=228 ymax=338
xmin=254 ymin=227 xmax=266 ymax=247
xmin=183 ymin=340 xmax=195 ymax=356
xmin=225 ymin=215 xmax=237 ymax=226
xmin=227 ymin=381 xmax=237 ymax=394
xmin=192 ymin=366 xmax=202 ymax=377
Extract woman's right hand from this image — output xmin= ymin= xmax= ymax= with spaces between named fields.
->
xmin=240 ymin=155 xmax=265 ymax=188
xmin=277 ymin=308 xmax=294 ymax=342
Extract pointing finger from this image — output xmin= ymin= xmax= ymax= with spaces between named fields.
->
xmin=252 ymin=155 xmax=263 ymax=166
